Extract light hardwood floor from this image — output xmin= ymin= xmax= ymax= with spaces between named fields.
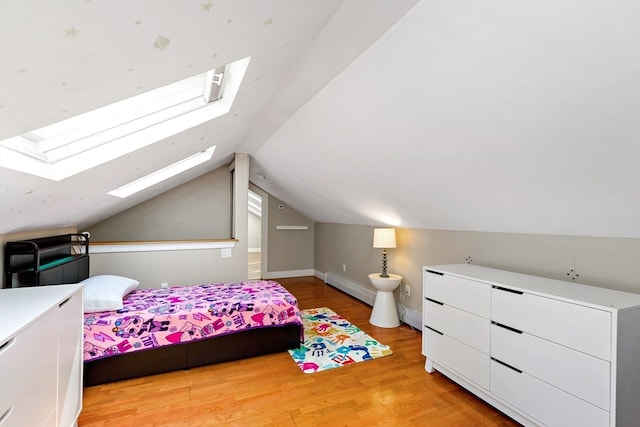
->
xmin=79 ymin=276 xmax=520 ymax=427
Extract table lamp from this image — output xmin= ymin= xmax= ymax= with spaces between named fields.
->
xmin=373 ymin=228 xmax=396 ymax=278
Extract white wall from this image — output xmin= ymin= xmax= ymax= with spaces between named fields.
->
xmin=314 ymin=223 xmax=640 ymax=317
xmin=247 ymin=212 xmax=261 ymax=250
xmin=87 ymin=154 xmax=250 ymax=287
xmin=88 ymin=167 xmax=230 ymax=241
xmin=265 ymin=195 xmax=314 ymax=278
xmin=89 ymin=248 xmax=243 ymax=288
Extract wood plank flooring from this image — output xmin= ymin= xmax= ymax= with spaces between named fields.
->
xmin=79 ymin=276 xmax=520 ymax=427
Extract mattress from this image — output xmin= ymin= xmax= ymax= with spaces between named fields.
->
xmin=83 ymin=280 xmax=302 ymax=362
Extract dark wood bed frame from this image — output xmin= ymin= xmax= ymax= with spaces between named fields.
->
xmin=84 ymin=323 xmax=301 ymax=386
xmin=3 ymin=234 xmax=302 ymax=386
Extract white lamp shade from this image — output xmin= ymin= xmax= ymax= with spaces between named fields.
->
xmin=373 ymin=228 xmax=397 ymax=249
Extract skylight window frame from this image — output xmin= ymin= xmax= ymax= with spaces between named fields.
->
xmin=30 ymin=73 xmax=208 ymax=150
xmin=43 ymin=97 xmax=207 ymax=162
xmin=0 ymin=56 xmax=250 ymax=181
xmin=108 ymin=145 xmax=216 ymax=198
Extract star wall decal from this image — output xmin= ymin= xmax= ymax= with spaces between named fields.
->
xmin=154 ymin=35 xmax=170 ymax=51
xmin=202 ymin=1 xmax=213 ymax=12
xmin=64 ymin=27 xmax=80 ymax=37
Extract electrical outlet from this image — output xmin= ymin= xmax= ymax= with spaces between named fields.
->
xmin=161 ymin=282 xmax=168 ymax=288
xmin=404 ymin=285 xmax=411 ymax=296
xmin=342 ymin=264 xmax=346 ymax=272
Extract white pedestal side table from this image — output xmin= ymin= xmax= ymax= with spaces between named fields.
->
xmin=368 ymin=273 xmax=402 ymax=328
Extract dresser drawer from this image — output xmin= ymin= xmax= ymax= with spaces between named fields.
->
xmin=424 ymin=298 xmax=490 ymax=354
xmin=491 ymin=286 xmax=611 ymax=360
xmin=491 ymin=359 xmax=609 ymax=427
xmin=423 ymin=327 xmax=490 ymax=390
xmin=0 ymin=383 xmax=57 ymax=427
xmin=424 ymin=270 xmax=490 ymax=318
xmin=491 ymin=323 xmax=610 ymax=411
xmin=0 ymin=309 xmax=58 ymax=416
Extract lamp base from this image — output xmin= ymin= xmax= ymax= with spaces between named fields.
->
xmin=380 ymin=250 xmax=389 ymax=278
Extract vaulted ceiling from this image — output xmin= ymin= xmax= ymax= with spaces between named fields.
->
xmin=1 ymin=1 xmax=638 ymax=238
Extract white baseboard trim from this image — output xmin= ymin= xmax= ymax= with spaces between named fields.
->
xmin=263 ymin=269 xmax=315 ymax=279
xmin=324 ymin=272 xmax=377 ymax=306
xmin=313 ymin=269 xmax=326 ymax=282
xmin=316 ymin=270 xmax=423 ymax=330
xmin=397 ymin=304 xmax=422 ymax=330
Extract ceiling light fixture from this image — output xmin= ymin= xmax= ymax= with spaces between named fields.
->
xmin=108 ymin=146 xmax=216 ymax=198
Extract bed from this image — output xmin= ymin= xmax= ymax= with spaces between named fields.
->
xmin=3 ymin=235 xmax=304 ymax=387
xmin=82 ymin=277 xmax=303 ymax=386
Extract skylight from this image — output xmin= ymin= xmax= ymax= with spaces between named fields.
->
xmin=0 ymin=56 xmax=251 ymax=181
xmin=108 ymin=146 xmax=216 ymax=198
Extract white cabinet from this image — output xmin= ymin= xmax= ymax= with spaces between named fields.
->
xmin=56 ymin=292 xmax=84 ymax=427
xmin=422 ymin=264 xmax=640 ymax=427
xmin=0 ymin=284 xmax=83 ymax=427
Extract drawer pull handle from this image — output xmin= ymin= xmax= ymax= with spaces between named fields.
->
xmin=425 ymin=325 xmax=444 ymax=335
xmin=59 ymin=296 xmax=71 ymax=308
xmin=492 ymin=357 xmax=523 ymax=374
xmin=426 ymin=297 xmax=444 ymax=306
xmin=0 ymin=406 xmax=13 ymax=424
xmin=492 ymin=321 xmax=523 ymax=334
xmin=425 ymin=269 xmax=444 ymax=276
xmin=492 ymin=285 xmax=523 ymax=295
xmin=0 ymin=338 xmax=15 ymax=354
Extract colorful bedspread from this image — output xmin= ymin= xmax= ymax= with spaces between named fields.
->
xmin=83 ymin=280 xmax=302 ymax=362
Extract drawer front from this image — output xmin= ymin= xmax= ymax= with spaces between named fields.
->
xmin=491 ymin=360 xmax=610 ymax=427
xmin=491 ymin=323 xmax=610 ymax=411
xmin=0 ymin=385 xmax=57 ymax=427
xmin=491 ymin=287 xmax=611 ymax=360
xmin=424 ymin=270 xmax=490 ymax=318
xmin=423 ymin=327 xmax=490 ymax=390
xmin=0 ymin=309 xmax=58 ymax=416
xmin=424 ymin=298 xmax=490 ymax=354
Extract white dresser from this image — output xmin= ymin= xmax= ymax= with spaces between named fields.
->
xmin=422 ymin=264 xmax=640 ymax=427
xmin=0 ymin=284 xmax=83 ymax=427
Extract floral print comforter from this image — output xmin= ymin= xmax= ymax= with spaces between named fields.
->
xmin=83 ymin=280 xmax=302 ymax=362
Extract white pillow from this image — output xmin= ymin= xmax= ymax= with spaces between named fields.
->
xmin=82 ymin=275 xmax=140 ymax=313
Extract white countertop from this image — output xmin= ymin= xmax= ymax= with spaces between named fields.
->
xmin=0 ymin=284 xmax=83 ymax=343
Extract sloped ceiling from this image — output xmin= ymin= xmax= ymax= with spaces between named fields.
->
xmin=1 ymin=1 xmax=638 ymax=238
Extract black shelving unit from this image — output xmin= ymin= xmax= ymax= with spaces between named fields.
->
xmin=3 ymin=233 xmax=90 ymax=288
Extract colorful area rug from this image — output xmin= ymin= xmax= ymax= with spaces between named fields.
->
xmin=288 ymin=307 xmax=393 ymax=373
